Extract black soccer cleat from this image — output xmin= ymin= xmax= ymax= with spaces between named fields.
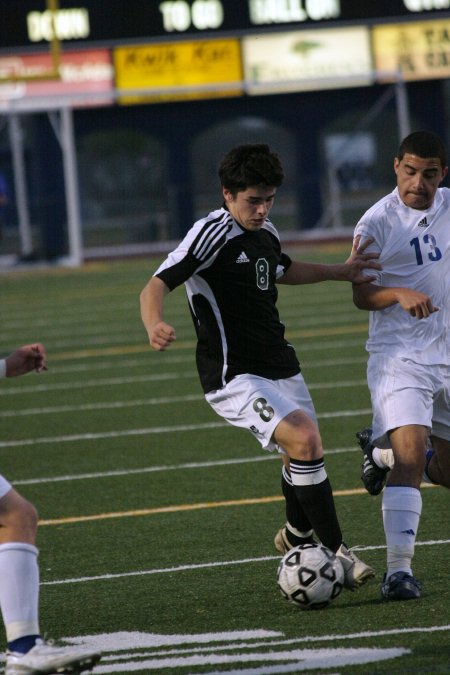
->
xmin=356 ymin=427 xmax=389 ymax=496
xmin=381 ymin=571 xmax=421 ymax=601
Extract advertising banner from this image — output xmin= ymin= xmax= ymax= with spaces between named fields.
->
xmin=114 ymin=38 xmax=243 ymax=103
xmin=373 ymin=19 xmax=450 ymax=81
xmin=243 ymin=26 xmax=373 ymax=94
xmin=0 ymin=49 xmax=113 ymax=109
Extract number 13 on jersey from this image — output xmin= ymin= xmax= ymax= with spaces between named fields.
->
xmin=410 ymin=234 xmax=442 ymax=265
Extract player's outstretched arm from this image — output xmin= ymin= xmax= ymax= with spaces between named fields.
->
xmin=3 ymin=343 xmax=47 ymax=377
xmin=279 ymin=253 xmax=381 ymax=286
xmin=140 ymin=276 xmax=176 ymax=351
xmin=348 ymin=233 xmax=438 ymax=318
xmin=353 ymin=283 xmax=439 ymax=319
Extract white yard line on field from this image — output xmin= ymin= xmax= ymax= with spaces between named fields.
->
xmin=13 ymin=453 xmax=279 ymax=485
xmin=0 ymin=396 xmax=371 ymax=418
xmin=2 ymin=351 xmax=367 ymax=377
xmin=0 ymin=421 xmax=226 ymax=447
xmin=13 ymin=447 xmax=357 ymax=485
xmin=83 ymin=623 xmax=450 ymax=659
xmin=0 ymin=371 xmax=198 ymax=396
xmin=0 ymin=399 xmax=370 ymax=447
xmin=40 ymin=539 xmax=449 ymax=586
xmin=0 ymin=376 xmax=366 ymax=398
xmin=0 ymin=393 xmax=204 ymax=417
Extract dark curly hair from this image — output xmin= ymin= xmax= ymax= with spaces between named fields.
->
xmin=397 ymin=131 xmax=447 ymax=168
xmin=218 ymin=143 xmax=284 ymax=194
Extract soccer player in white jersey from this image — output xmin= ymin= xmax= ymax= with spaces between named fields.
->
xmin=351 ymin=130 xmax=450 ymax=601
xmin=0 ymin=345 xmax=102 ymax=675
xmin=141 ymin=143 xmax=381 ymax=592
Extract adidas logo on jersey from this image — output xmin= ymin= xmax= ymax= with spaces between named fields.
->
xmin=236 ymin=251 xmax=250 ymax=263
xmin=418 ymin=217 xmax=428 ymax=227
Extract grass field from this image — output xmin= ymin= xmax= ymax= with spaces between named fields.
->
xmin=0 ymin=245 xmax=449 ymax=674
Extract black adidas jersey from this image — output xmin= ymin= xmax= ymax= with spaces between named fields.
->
xmin=155 ymin=207 xmax=300 ymax=393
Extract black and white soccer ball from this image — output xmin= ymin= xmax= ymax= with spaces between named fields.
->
xmin=277 ymin=543 xmax=345 ymax=610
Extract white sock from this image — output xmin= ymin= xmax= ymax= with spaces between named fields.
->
xmin=0 ymin=543 xmax=40 ymax=641
xmin=372 ymin=447 xmax=394 ymax=469
xmin=285 ymin=522 xmax=314 ymax=539
xmin=382 ymin=486 xmax=422 ymax=578
xmin=374 ymin=447 xmax=434 ymax=481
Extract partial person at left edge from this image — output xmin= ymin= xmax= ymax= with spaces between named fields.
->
xmin=0 ymin=344 xmax=102 ymax=675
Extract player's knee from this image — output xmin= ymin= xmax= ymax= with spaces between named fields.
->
xmin=389 ymin=456 xmax=425 ymax=487
xmin=4 ymin=497 xmax=38 ymax=538
xmin=285 ymin=426 xmax=322 ymax=461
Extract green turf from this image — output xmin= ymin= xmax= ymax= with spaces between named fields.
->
xmin=0 ymin=247 xmax=448 ymax=674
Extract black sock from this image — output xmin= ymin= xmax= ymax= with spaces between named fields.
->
xmin=281 ymin=466 xmax=313 ymax=540
xmin=289 ymin=459 xmax=342 ymax=552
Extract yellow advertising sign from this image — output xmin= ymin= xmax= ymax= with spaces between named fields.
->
xmin=373 ymin=19 xmax=450 ymax=82
xmin=114 ymin=38 xmax=242 ymax=103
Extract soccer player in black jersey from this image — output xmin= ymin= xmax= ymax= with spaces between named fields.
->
xmin=140 ymin=143 xmax=380 ymax=590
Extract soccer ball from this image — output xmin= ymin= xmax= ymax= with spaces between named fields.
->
xmin=277 ymin=543 xmax=344 ymax=610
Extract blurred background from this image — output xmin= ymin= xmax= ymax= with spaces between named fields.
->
xmin=0 ymin=0 xmax=450 ymax=267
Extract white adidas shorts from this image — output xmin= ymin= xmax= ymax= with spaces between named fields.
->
xmin=368 ymin=354 xmax=450 ymax=447
xmin=205 ymin=372 xmax=317 ymax=453
xmin=0 ymin=474 xmax=12 ymax=500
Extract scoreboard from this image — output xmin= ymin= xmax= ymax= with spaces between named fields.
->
xmin=0 ymin=0 xmax=449 ymax=49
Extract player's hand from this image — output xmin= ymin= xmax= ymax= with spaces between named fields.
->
xmin=395 ymin=288 xmax=439 ymax=319
xmin=345 ymin=235 xmax=377 ymax=263
xmin=150 ymin=322 xmax=176 ymax=351
xmin=5 ymin=343 xmax=48 ymax=377
xmin=343 ymin=235 xmax=381 ymax=284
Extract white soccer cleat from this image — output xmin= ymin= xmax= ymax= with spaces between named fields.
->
xmin=5 ymin=639 xmax=101 ymax=675
xmin=274 ymin=526 xmax=293 ymax=554
xmin=274 ymin=526 xmax=315 ymax=555
xmin=336 ymin=543 xmax=375 ymax=590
